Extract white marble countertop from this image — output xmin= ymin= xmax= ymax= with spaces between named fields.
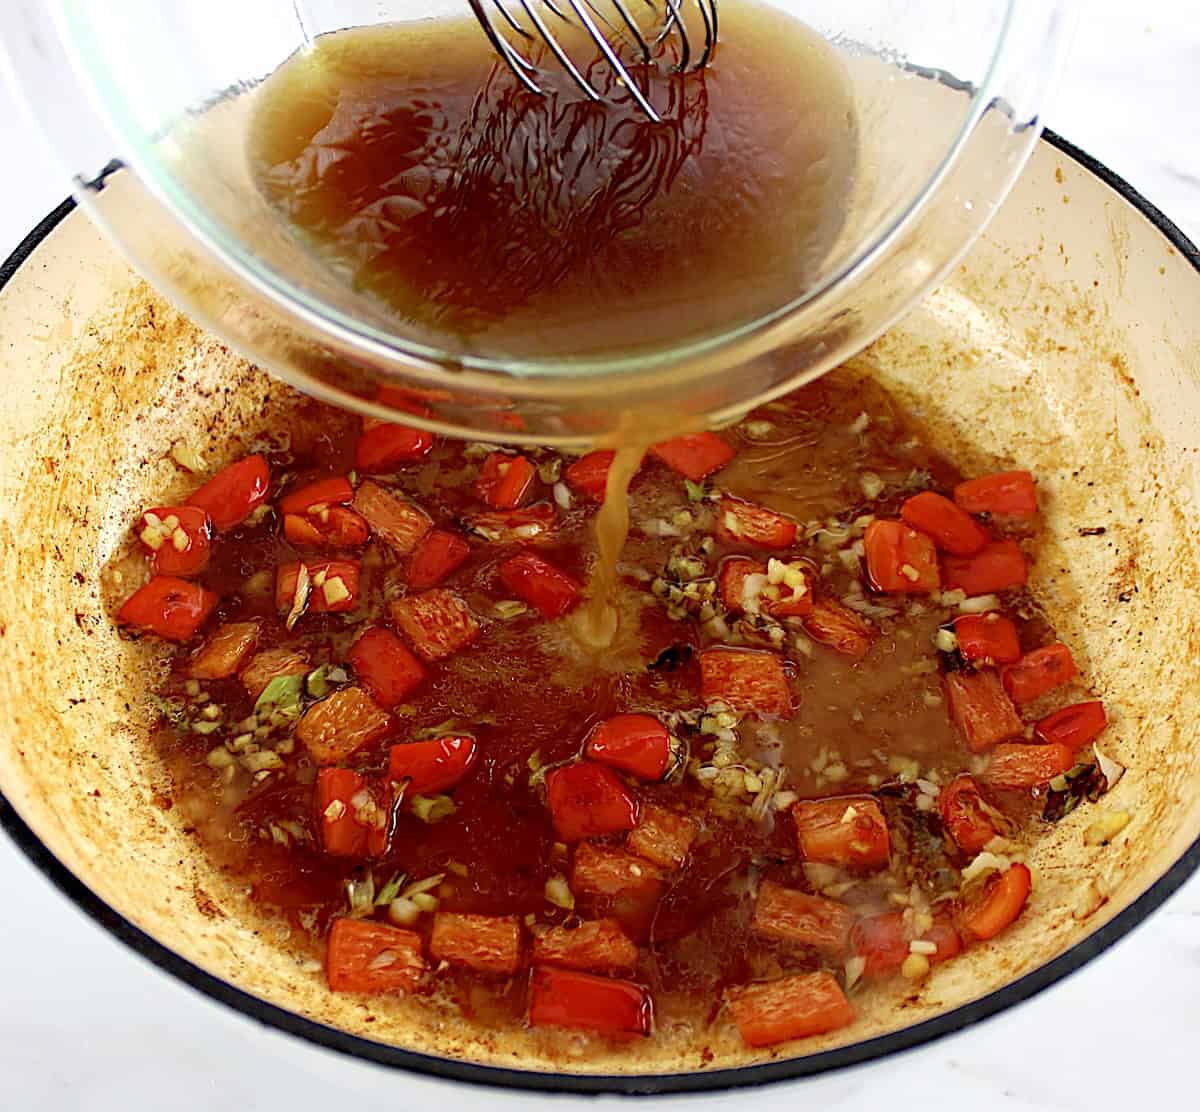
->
xmin=1 ymin=2 xmax=1197 ymax=1108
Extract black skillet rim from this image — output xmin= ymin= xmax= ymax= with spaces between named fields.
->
xmin=1 ymin=130 xmax=1198 ymax=1095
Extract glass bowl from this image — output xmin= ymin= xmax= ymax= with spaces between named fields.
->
xmin=0 ymin=0 xmax=1073 ymax=444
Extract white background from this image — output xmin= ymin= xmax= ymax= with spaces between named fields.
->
xmin=1 ymin=2 xmax=1197 ymax=1109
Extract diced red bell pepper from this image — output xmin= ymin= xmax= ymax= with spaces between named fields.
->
xmin=476 ymin=451 xmax=537 ymax=509
xmin=276 ymin=560 xmax=361 ymax=616
xmin=279 ymin=476 xmax=353 ymax=515
xmin=1034 ymin=700 xmax=1107 ymax=751
xmin=792 ymin=796 xmax=890 ymax=871
xmin=717 ymin=495 xmax=797 ymax=550
xmin=564 ymin=451 xmax=616 ymax=500
xmin=529 ymin=967 xmax=653 ymax=1038
xmin=326 ymin=918 xmax=425 ymax=994
xmin=186 ymin=454 xmax=270 ymax=531
xmin=347 ymin=627 xmax=427 ymax=708
xmin=407 ymin=528 xmax=470 ymax=590
xmin=355 ymin=419 xmax=435 ymax=473
xmin=296 ymin=686 xmax=392 ymax=764
xmin=983 ymin=741 xmax=1076 ymax=789
xmin=699 ymin=647 xmax=792 ymax=716
xmin=352 ymin=480 xmax=431 ymax=555
xmin=545 ymin=761 xmax=639 ymax=842
xmin=429 ymin=912 xmax=523 ymax=976
xmin=316 ymin=767 xmax=388 ymax=857
xmin=849 ymin=911 xmax=909 ymax=978
xmin=117 ymin=576 xmax=218 ymax=642
xmin=953 ymin=613 xmax=1022 ymax=665
xmin=571 ymin=844 xmax=665 ymax=938
xmin=532 ymin=919 xmax=639 ymax=973
xmin=499 ymin=551 xmax=581 ymax=619
xmin=923 ymin=916 xmax=964 ymax=964
xmin=943 ymin=669 xmax=1024 ymax=752
xmin=373 ymin=383 xmax=451 ymax=416
xmin=650 ymin=432 xmax=735 ymax=481
xmin=727 ymin=971 xmax=853 ymax=1048
xmin=283 ymin=507 xmax=371 ymax=548
xmin=625 ymin=804 xmax=698 ymax=870
xmin=939 ymin=774 xmax=1000 ymax=855
xmin=718 ymin=556 xmax=765 ymax=613
xmin=958 ymin=862 xmax=1032 ymax=941
xmin=752 ymin=881 xmax=854 ymax=956
xmin=387 ymin=736 xmax=478 ymax=794
xmin=954 ymin=470 xmax=1038 ymax=519
xmin=942 ymin=539 xmax=1028 ymax=596
xmin=864 ymin=519 xmax=941 ymax=593
xmin=1001 ymin=642 xmax=1077 ymax=704
xmin=388 ymin=589 xmax=481 ymax=661
xmin=900 ymin=491 xmax=990 ymax=556
xmin=139 ymin=505 xmax=212 ymax=577
xmin=802 ymin=598 xmax=875 ymax=662
xmin=469 ymin=503 xmax=557 ymax=544
xmin=585 ymin=714 xmax=672 ymax=781
xmin=188 ymin=621 xmax=260 ymax=679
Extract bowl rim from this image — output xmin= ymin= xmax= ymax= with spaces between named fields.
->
xmin=2 ymin=129 xmax=1198 ymax=1095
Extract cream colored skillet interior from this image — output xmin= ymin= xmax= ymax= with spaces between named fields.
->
xmin=0 ymin=135 xmax=1198 ymax=1089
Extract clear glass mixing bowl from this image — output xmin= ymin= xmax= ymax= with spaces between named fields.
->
xmin=0 ymin=1 xmax=1073 ymax=445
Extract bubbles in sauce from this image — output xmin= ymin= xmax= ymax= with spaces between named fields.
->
xmin=247 ymin=0 xmax=858 ymax=359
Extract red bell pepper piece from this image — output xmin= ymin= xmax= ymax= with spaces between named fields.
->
xmin=355 ymin=419 xmax=435 ymax=473
xmin=528 ymin=967 xmax=653 ymax=1038
xmin=943 ymin=669 xmax=1024 ymax=752
xmin=545 ymin=761 xmax=639 ymax=842
xmin=718 ymin=556 xmax=764 ymax=613
xmin=1035 ymin=700 xmax=1107 ymax=751
xmin=900 ymin=490 xmax=989 ymax=556
xmin=953 ymin=613 xmax=1022 ymax=665
xmin=699 ymin=647 xmax=792 ymax=716
xmin=186 ymin=454 xmax=270 ymax=530
xmin=279 ymin=476 xmax=353 ymax=515
xmin=802 ymin=598 xmax=875 ymax=661
xmin=347 ymin=627 xmax=427 ymax=708
xmin=388 ymin=589 xmax=481 ymax=661
xmin=1001 ymin=642 xmax=1077 ymax=704
xmin=117 ymin=576 xmax=218 ymax=642
xmin=585 ymin=714 xmax=672 ymax=781
xmin=564 ymin=451 xmax=616 ymax=500
xmin=138 ymin=505 xmax=213 ymax=578
xmin=407 ymin=528 xmax=470 ymax=589
xmin=752 ymin=881 xmax=854 ymax=956
xmin=316 ymin=767 xmax=388 ymax=857
xmin=958 ymin=862 xmax=1032 ymax=941
xmin=571 ymin=844 xmax=665 ymax=938
xmin=498 ymin=551 xmax=582 ymax=619
xmin=387 ymin=736 xmax=478 ymax=794
xmin=850 ymin=911 xmax=909 ymax=978
xmin=283 ymin=507 xmax=371 ymax=548
xmin=939 ymin=774 xmax=1000 ymax=855
xmin=188 ymin=621 xmax=260 ymax=679
xmin=727 ymin=971 xmax=853 ymax=1048
xmin=650 ymin=432 xmax=735 ymax=481
xmin=954 ymin=470 xmax=1038 ymax=519
xmin=429 ymin=912 xmax=523 ymax=976
xmin=983 ymin=741 xmax=1076 ymax=789
xmin=942 ymin=539 xmax=1028 ymax=596
xmin=476 ymin=451 xmax=537 ymax=509
xmin=717 ymin=495 xmax=797 ymax=550
xmin=792 ymin=796 xmax=890 ymax=871
xmin=326 ymin=918 xmax=425 ymax=994
xmin=469 ymin=503 xmax=557 ymax=544
xmin=275 ymin=559 xmax=361 ymax=615
xmin=863 ymin=519 xmax=941 ymax=593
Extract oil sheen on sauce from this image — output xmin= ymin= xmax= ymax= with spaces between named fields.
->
xmin=247 ymin=0 xmax=859 ymax=360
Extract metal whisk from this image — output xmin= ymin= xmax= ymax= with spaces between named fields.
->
xmin=467 ymin=0 xmax=718 ymax=122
